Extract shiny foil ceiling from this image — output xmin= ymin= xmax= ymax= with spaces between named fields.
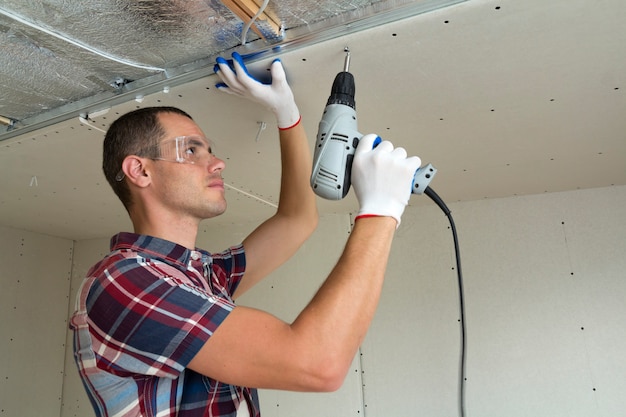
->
xmin=0 ymin=0 xmax=457 ymax=137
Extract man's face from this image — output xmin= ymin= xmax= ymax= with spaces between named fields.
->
xmin=148 ymin=112 xmax=227 ymax=221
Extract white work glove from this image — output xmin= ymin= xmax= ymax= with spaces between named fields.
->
xmin=214 ymin=52 xmax=301 ymax=129
xmin=352 ymin=134 xmax=422 ymax=227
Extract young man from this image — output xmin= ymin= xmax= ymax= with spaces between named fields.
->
xmin=71 ymin=52 xmax=421 ymax=417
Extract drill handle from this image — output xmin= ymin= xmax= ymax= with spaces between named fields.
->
xmin=412 ymin=163 xmax=437 ymax=195
xmin=370 ymin=138 xmax=437 ymax=195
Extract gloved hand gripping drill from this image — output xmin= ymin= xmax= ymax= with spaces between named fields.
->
xmin=310 ymin=49 xmax=437 ymax=204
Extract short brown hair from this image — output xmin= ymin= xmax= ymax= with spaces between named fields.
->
xmin=103 ymin=107 xmax=193 ymax=210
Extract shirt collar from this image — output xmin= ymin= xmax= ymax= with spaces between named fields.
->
xmin=110 ymin=232 xmax=210 ymax=268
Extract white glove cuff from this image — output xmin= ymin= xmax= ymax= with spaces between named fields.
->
xmin=275 ymin=102 xmax=300 ymax=130
xmin=356 ymin=199 xmax=407 ymax=228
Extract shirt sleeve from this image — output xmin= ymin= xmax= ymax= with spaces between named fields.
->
xmin=209 ymin=244 xmax=246 ymax=296
xmin=85 ymin=254 xmax=236 ymax=378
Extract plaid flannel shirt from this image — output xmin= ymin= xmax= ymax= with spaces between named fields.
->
xmin=70 ymin=232 xmax=260 ymax=417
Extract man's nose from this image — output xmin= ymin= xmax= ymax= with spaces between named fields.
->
xmin=208 ymin=155 xmax=226 ymax=172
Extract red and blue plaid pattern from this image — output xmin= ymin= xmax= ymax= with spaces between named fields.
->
xmin=70 ymin=232 xmax=259 ymax=416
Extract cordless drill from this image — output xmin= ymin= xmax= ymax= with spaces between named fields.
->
xmin=310 ymin=49 xmax=437 ymax=200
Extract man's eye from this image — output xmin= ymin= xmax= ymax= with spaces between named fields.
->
xmin=185 ymin=147 xmax=196 ymax=155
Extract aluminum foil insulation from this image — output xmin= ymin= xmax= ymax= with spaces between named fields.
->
xmin=0 ymin=0 xmax=444 ymax=130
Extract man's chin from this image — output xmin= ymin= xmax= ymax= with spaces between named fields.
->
xmin=203 ymin=202 xmax=227 ymax=219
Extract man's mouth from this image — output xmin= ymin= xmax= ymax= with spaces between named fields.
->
xmin=208 ymin=179 xmax=224 ymax=189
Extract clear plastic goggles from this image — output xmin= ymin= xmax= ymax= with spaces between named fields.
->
xmin=156 ymin=135 xmax=214 ymax=164
xmin=115 ymin=135 xmax=215 ymax=181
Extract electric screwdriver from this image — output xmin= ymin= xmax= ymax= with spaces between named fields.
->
xmin=309 ymin=51 xmax=466 ymax=417
xmin=310 ymin=49 xmax=437 ymax=200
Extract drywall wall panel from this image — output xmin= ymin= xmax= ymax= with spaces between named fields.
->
xmin=61 ymin=186 xmax=625 ymax=417
xmin=361 ymin=185 xmax=626 ymax=417
xmin=0 ymin=225 xmax=73 ymax=417
xmin=358 ymin=201 xmax=462 ymax=417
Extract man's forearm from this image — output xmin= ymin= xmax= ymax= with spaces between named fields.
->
xmin=276 ymin=122 xmax=317 ymax=220
xmin=235 ymin=121 xmax=317 ymax=297
xmin=289 ymin=216 xmax=396 ymax=387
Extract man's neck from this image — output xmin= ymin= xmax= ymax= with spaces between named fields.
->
xmin=130 ymin=209 xmax=199 ymax=250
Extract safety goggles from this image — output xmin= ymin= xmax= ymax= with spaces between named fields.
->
xmin=115 ymin=135 xmax=215 ymax=181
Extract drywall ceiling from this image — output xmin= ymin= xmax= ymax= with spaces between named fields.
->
xmin=0 ymin=0 xmax=625 ymax=241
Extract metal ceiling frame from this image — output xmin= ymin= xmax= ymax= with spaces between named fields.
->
xmin=0 ymin=0 xmax=466 ymax=142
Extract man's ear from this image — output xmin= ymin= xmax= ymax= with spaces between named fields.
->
xmin=121 ymin=156 xmax=152 ymax=188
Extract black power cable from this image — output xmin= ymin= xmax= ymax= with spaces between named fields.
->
xmin=424 ymin=187 xmax=467 ymax=417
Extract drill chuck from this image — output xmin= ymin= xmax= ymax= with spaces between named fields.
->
xmin=327 ymin=71 xmax=356 ymax=109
